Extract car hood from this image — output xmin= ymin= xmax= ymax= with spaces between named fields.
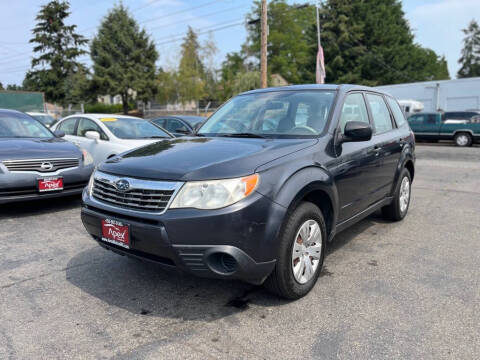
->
xmin=0 ymin=137 xmax=81 ymax=160
xmin=98 ymin=137 xmax=318 ymax=181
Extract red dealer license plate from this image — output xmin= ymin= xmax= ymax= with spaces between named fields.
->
xmin=38 ymin=177 xmax=63 ymax=192
xmin=101 ymin=219 xmax=130 ymax=249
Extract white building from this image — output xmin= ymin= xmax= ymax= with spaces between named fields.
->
xmin=375 ymin=77 xmax=480 ymax=112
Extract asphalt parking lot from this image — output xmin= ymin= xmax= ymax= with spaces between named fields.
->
xmin=1 ymin=143 xmax=479 ymax=360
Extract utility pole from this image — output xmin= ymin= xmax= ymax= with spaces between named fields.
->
xmin=260 ymin=0 xmax=268 ymax=88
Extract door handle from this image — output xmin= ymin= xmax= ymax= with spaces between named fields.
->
xmin=372 ymin=145 xmax=381 ymax=156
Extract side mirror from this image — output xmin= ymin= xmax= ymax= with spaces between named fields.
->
xmin=54 ymin=130 xmax=65 ymax=138
xmin=85 ymin=131 xmax=101 ymax=141
xmin=341 ymin=121 xmax=372 ymax=143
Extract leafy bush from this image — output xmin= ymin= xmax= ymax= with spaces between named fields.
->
xmin=84 ymin=103 xmax=134 ymax=114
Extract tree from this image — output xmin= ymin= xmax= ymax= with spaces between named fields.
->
xmin=155 ymin=68 xmax=178 ymax=105
xmin=177 ymin=27 xmax=205 ymax=105
xmin=245 ymin=0 xmax=313 ymax=84
xmin=458 ymin=19 xmax=480 ymax=78
xmin=91 ymin=4 xmax=158 ymax=114
xmin=25 ymin=0 xmax=87 ymax=104
xmin=243 ymin=0 xmax=449 ymax=85
xmin=63 ymin=66 xmax=95 ymax=105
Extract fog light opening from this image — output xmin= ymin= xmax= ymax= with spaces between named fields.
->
xmin=207 ymin=252 xmax=238 ymax=275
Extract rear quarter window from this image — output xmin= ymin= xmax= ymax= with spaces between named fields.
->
xmin=386 ymin=97 xmax=407 ymax=127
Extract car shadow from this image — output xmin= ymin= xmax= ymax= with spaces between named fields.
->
xmin=65 ymin=212 xmax=386 ymax=319
xmin=0 ymin=195 xmax=82 ymax=220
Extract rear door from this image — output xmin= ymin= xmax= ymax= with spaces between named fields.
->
xmin=365 ymin=93 xmax=402 ymax=201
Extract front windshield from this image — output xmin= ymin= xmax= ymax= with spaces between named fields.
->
xmin=100 ymin=117 xmax=171 ymax=139
xmin=32 ymin=114 xmax=56 ymax=126
xmin=198 ymin=90 xmax=336 ymax=137
xmin=0 ymin=112 xmax=53 ymax=138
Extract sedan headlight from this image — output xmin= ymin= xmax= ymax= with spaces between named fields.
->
xmin=81 ymin=149 xmax=94 ymax=166
xmin=171 ymin=174 xmax=259 ymax=210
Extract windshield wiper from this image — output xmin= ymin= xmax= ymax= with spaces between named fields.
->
xmin=219 ymin=133 xmax=266 ymax=139
xmin=143 ymin=136 xmax=168 ymax=139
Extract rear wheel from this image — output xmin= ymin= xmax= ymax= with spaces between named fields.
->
xmin=382 ymin=168 xmax=411 ymax=221
xmin=264 ymin=202 xmax=327 ymax=299
xmin=454 ymin=132 xmax=472 ymax=147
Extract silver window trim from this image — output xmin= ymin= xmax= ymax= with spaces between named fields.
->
xmin=91 ymin=170 xmax=184 ymax=215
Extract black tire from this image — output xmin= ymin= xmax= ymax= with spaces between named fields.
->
xmin=454 ymin=132 xmax=472 ymax=147
xmin=382 ymin=168 xmax=411 ymax=221
xmin=264 ymin=201 xmax=327 ymax=299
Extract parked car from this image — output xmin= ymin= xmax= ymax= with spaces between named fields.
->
xmin=0 ymin=109 xmax=94 ymax=204
xmin=52 ymin=114 xmax=173 ymax=165
xmin=408 ymin=112 xmax=480 ymax=146
xmin=150 ymin=115 xmax=205 ymax=136
xmin=80 ymin=84 xmax=415 ymax=299
xmin=26 ymin=112 xmax=57 ymax=128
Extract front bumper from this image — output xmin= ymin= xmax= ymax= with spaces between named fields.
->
xmin=81 ymin=189 xmax=287 ymax=285
xmin=0 ymin=164 xmax=94 ymax=204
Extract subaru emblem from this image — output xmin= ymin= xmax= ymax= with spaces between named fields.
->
xmin=115 ymin=179 xmax=130 ymax=192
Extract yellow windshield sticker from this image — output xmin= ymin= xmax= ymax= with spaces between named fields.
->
xmin=100 ymin=117 xmax=117 ymax=122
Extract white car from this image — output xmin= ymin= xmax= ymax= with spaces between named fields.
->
xmin=27 ymin=112 xmax=57 ymax=128
xmin=52 ymin=114 xmax=173 ymax=165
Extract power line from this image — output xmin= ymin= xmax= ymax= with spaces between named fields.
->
xmin=155 ymin=21 xmax=245 ymax=46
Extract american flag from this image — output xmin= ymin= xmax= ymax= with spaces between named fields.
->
xmin=316 ymin=45 xmax=325 ymax=84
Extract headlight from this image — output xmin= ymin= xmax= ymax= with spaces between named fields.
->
xmin=82 ymin=149 xmax=94 ymax=166
xmin=171 ymin=174 xmax=259 ymax=210
xmin=87 ymin=170 xmax=95 ymax=197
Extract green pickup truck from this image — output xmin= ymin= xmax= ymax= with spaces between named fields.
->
xmin=408 ymin=112 xmax=480 ymax=147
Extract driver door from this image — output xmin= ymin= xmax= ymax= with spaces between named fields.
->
xmin=328 ymin=92 xmax=379 ymax=223
xmin=75 ymin=118 xmax=110 ymax=165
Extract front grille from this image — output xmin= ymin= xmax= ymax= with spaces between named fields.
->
xmin=91 ymin=171 xmax=182 ymax=213
xmin=2 ymin=158 xmax=79 ymax=173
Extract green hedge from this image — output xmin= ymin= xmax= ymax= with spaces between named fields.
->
xmin=84 ymin=103 xmax=134 ymax=114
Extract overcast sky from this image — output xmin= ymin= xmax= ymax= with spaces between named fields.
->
xmin=0 ymin=0 xmax=479 ymax=86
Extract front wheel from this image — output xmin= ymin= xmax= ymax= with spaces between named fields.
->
xmin=382 ymin=168 xmax=411 ymax=221
xmin=264 ymin=202 xmax=327 ymax=299
xmin=454 ymin=132 xmax=472 ymax=147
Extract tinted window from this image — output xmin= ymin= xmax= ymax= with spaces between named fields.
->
xmin=167 ymin=118 xmax=188 ymax=133
xmin=339 ymin=93 xmax=369 ymax=134
xmin=77 ymin=118 xmax=108 ymax=140
xmin=366 ymin=94 xmax=393 ymax=133
xmin=58 ymin=118 xmax=77 ymax=135
xmin=198 ymin=90 xmax=336 ymax=137
xmin=408 ymin=114 xmax=423 ymax=125
xmin=386 ymin=97 xmax=407 ymax=127
xmin=426 ymin=115 xmax=437 ymax=125
xmin=152 ymin=118 xmax=166 ymax=128
xmin=0 ymin=112 xmax=53 ymax=138
xmin=100 ymin=117 xmax=171 ymax=139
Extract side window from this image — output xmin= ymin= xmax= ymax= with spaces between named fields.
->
xmin=366 ymin=94 xmax=393 ymax=134
xmin=426 ymin=115 xmax=437 ymax=125
xmin=58 ymin=118 xmax=77 ymax=135
xmin=154 ymin=118 xmax=166 ymax=128
xmin=167 ymin=119 xmax=187 ymax=132
xmin=339 ymin=93 xmax=369 ymax=134
xmin=77 ymin=118 xmax=108 ymax=140
xmin=386 ymin=97 xmax=407 ymax=127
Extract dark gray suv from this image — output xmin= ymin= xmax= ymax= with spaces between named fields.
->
xmin=81 ymin=85 xmax=415 ymax=299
